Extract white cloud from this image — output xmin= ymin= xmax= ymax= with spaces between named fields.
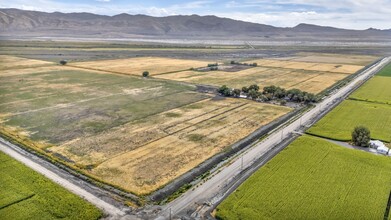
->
xmin=144 ymin=7 xmax=174 ymax=16
xmin=96 ymin=0 xmax=111 ymax=2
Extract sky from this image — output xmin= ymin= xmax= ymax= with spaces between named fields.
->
xmin=1 ymin=0 xmax=391 ymax=30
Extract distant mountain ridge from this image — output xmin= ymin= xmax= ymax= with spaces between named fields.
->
xmin=1 ymin=8 xmax=390 ymax=41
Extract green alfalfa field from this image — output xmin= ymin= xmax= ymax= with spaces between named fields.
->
xmin=215 ymin=135 xmax=391 ymax=220
xmin=0 ymin=151 xmax=102 ymax=220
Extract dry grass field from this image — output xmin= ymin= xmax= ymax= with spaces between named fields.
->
xmin=0 ymin=55 xmax=291 ymax=195
xmin=248 ymin=59 xmax=364 ymax=74
xmin=279 ymin=52 xmax=379 ymax=65
xmin=0 ymin=55 xmax=53 ymax=70
xmin=51 ymin=98 xmax=291 ymax=194
xmin=156 ymin=67 xmax=349 ymax=94
xmin=70 ymin=57 xmax=211 ymax=76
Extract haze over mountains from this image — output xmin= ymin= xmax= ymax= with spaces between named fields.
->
xmin=1 ymin=8 xmax=390 ymax=42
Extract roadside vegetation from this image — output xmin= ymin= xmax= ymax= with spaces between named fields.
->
xmin=376 ymin=63 xmax=391 ymax=77
xmin=0 ymin=151 xmax=102 ymax=220
xmin=216 ymin=135 xmax=391 ymax=220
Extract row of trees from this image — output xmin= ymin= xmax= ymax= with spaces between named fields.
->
xmin=218 ymin=84 xmax=318 ymax=103
xmin=230 ymin=61 xmax=257 ymax=67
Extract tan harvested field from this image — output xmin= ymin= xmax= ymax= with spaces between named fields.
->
xmin=156 ymin=67 xmax=349 ymax=94
xmin=281 ymin=53 xmax=379 ymax=65
xmin=0 ymin=65 xmax=101 ymax=77
xmin=0 ymin=55 xmax=53 ymax=70
xmin=70 ymin=57 xmax=212 ymax=76
xmin=0 ymin=55 xmax=291 ymax=195
xmin=51 ymin=98 xmax=291 ymax=194
xmin=289 ymin=73 xmax=348 ymax=93
xmin=248 ymin=59 xmax=364 ymax=74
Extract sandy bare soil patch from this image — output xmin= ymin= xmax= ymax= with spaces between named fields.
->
xmin=70 ymin=57 xmax=211 ymax=76
xmin=51 ymin=98 xmax=291 ymax=194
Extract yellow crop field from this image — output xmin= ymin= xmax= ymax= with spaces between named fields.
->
xmin=70 ymin=57 xmax=211 ymax=76
xmin=289 ymin=73 xmax=348 ymax=93
xmin=286 ymin=53 xmax=379 ymax=65
xmin=51 ymin=98 xmax=291 ymax=194
xmin=249 ymin=59 xmax=364 ymax=74
xmin=156 ymin=67 xmax=348 ymax=94
xmin=0 ymin=55 xmax=53 ymax=70
xmin=0 ymin=65 xmax=96 ymax=77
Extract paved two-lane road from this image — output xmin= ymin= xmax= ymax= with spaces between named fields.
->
xmin=156 ymin=56 xmax=391 ymax=219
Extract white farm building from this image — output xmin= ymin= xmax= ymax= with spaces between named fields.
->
xmin=370 ymin=140 xmax=390 ymax=156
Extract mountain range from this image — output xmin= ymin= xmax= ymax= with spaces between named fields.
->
xmin=1 ymin=8 xmax=390 ymax=41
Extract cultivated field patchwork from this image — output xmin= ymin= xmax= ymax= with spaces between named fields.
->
xmin=308 ymin=63 xmax=391 ymax=142
xmin=0 ymin=53 xmax=379 ymax=197
xmin=51 ymin=98 xmax=290 ymax=194
xmin=216 ymin=135 xmax=391 ymax=220
xmin=157 ymin=66 xmax=351 ymax=94
xmin=0 ymin=58 xmax=291 ymax=195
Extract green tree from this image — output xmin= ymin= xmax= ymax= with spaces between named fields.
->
xmin=233 ymin=89 xmax=241 ymax=97
xmin=248 ymin=84 xmax=260 ymax=92
xmin=242 ymin=86 xmax=249 ymax=93
xmin=275 ymin=88 xmax=287 ymax=99
xmin=218 ymin=85 xmax=232 ymax=97
xmin=142 ymin=71 xmax=149 ymax=77
xmin=248 ymin=89 xmax=259 ymax=100
xmin=59 ymin=60 xmax=67 ymax=65
xmin=352 ymin=126 xmax=371 ymax=147
xmin=287 ymin=89 xmax=303 ymax=102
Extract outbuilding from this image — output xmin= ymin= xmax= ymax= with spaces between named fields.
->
xmin=377 ymin=146 xmax=389 ymax=155
xmin=369 ymin=140 xmax=386 ymax=149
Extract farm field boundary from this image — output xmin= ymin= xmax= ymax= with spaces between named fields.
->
xmin=149 ymin=107 xmax=300 ymax=202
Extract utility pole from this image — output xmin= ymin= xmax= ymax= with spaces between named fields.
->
xmin=281 ymin=128 xmax=284 ymax=140
xmin=169 ymin=208 xmax=172 ymax=220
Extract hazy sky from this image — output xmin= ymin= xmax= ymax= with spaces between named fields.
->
xmin=1 ymin=0 xmax=391 ymax=30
